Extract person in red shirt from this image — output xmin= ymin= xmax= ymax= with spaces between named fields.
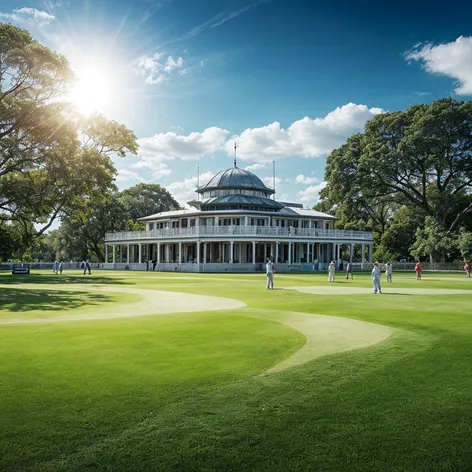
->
xmin=464 ymin=261 xmax=471 ymax=278
xmin=415 ymin=262 xmax=422 ymax=280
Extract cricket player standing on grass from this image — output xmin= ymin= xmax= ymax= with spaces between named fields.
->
xmin=345 ymin=262 xmax=353 ymax=280
xmin=464 ymin=261 xmax=471 ymax=278
xmin=415 ymin=261 xmax=422 ymax=280
xmin=266 ymin=257 xmax=275 ymax=290
xmin=386 ymin=262 xmax=393 ymax=283
xmin=328 ymin=260 xmax=336 ymax=282
xmin=372 ymin=262 xmax=381 ymax=294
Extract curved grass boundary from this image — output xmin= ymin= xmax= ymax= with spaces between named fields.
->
xmin=0 ymin=283 xmax=394 ymax=375
xmin=0 ymin=284 xmax=246 ymax=324
xmin=239 ymin=309 xmax=393 ymax=373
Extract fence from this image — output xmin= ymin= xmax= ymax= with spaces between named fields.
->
xmin=0 ymin=262 xmax=105 ymax=271
xmin=1 ymin=260 xmax=468 ymax=273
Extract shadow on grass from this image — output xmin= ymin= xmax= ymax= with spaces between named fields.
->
xmin=0 ymin=287 xmax=113 ymax=312
xmin=0 ymin=273 xmax=131 ymax=286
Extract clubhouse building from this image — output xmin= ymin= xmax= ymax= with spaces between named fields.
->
xmin=104 ymin=162 xmax=373 ymax=272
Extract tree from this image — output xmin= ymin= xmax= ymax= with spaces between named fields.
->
xmin=119 ymin=183 xmax=180 ymax=221
xmin=316 ymin=133 xmax=396 ymax=234
xmin=457 ymin=230 xmax=472 ymax=262
xmin=0 ymin=23 xmax=138 ymax=241
xmin=360 ymin=98 xmax=472 ymax=231
xmin=410 ymin=217 xmax=458 ymax=263
xmin=51 ymin=184 xmax=179 ymax=261
xmin=374 ymin=206 xmax=424 ymax=262
xmin=319 ymin=98 xmax=472 ymax=261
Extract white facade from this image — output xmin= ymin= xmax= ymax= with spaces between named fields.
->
xmin=104 ymin=166 xmax=373 ymax=272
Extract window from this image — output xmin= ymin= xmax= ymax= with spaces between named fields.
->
xmin=148 ymin=222 xmax=154 ymax=230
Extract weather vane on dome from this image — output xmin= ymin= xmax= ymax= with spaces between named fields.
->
xmin=234 ymin=142 xmax=237 ymax=168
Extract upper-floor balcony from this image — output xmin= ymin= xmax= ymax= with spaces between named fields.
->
xmin=105 ymin=226 xmax=373 ymax=243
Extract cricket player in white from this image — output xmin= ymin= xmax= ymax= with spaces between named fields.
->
xmin=386 ymin=262 xmax=392 ymax=283
xmin=372 ymin=262 xmax=381 ymax=294
xmin=266 ymin=257 xmax=274 ymax=289
xmin=328 ymin=260 xmax=336 ymax=282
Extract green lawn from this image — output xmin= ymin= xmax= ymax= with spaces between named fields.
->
xmin=1 ymin=270 xmax=472 ymax=471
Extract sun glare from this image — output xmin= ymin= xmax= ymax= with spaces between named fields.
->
xmin=68 ymin=68 xmax=111 ymax=115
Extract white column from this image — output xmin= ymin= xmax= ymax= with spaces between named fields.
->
xmin=288 ymin=242 xmax=292 ymax=265
xmin=179 ymin=242 xmax=182 ymax=264
xmin=138 ymin=243 xmax=142 ymax=264
xmin=368 ymin=244 xmax=373 ymax=263
xmin=166 ymin=244 xmax=170 ymax=263
xmin=215 ymin=216 xmax=219 ymax=226
xmin=112 ymin=245 xmax=115 ymax=264
xmin=230 ymin=241 xmax=234 ymax=263
xmin=105 ymin=245 xmax=108 ymax=263
xmin=252 ymin=241 xmax=256 ymax=264
xmin=245 ymin=216 xmax=248 ymax=226
xmin=196 ymin=241 xmax=200 ymax=264
xmin=203 ymin=242 xmax=207 ymax=264
xmin=275 ymin=242 xmax=279 ymax=263
xmin=361 ymin=243 xmax=365 ymax=268
xmin=157 ymin=242 xmax=160 ymax=264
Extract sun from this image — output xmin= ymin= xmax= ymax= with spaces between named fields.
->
xmin=68 ymin=68 xmax=111 ymax=115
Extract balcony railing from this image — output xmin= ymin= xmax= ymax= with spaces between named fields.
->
xmin=105 ymin=226 xmax=373 ymax=242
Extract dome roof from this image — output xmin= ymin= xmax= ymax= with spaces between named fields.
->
xmin=197 ymin=167 xmax=273 ymax=194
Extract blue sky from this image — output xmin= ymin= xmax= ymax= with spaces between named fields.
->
xmin=1 ymin=0 xmax=472 ymax=206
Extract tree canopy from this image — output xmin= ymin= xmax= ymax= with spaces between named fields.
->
xmin=44 ymin=184 xmax=180 ymax=262
xmin=0 ymin=22 xmax=138 ymax=250
xmin=317 ymin=98 xmax=472 ymax=262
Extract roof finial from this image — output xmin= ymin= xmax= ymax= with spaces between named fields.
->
xmin=234 ymin=142 xmax=237 ymax=168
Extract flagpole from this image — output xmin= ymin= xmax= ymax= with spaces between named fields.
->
xmin=273 ymin=160 xmax=276 ymax=200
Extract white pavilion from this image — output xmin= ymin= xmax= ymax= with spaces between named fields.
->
xmin=104 ymin=161 xmax=373 ymax=272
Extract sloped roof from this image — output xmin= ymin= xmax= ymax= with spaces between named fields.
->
xmin=201 ymin=195 xmax=284 ymax=208
xmin=279 ymin=207 xmax=337 ymax=219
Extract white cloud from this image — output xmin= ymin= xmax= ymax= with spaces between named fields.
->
xmin=0 ymin=7 xmax=55 ymax=26
xmin=293 ymin=174 xmax=319 ymax=184
xmin=132 ymin=159 xmax=172 ymax=179
xmin=297 ymin=182 xmax=327 ymax=204
xmin=226 ymin=103 xmax=383 ymax=162
xmin=135 ymin=102 xmax=382 ymax=172
xmin=133 ymin=53 xmax=184 ymax=84
xmin=167 ymin=171 xmax=215 ymax=206
xmin=405 ymin=36 xmax=472 ymax=95
xmin=261 ymin=177 xmax=281 ymax=187
xmin=244 ymin=163 xmax=267 ymax=171
xmin=136 ymin=127 xmax=230 ymax=169
xmin=164 ymin=55 xmax=184 ymax=72
xmin=116 ymin=169 xmax=146 ymax=183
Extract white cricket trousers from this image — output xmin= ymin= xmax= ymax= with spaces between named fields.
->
xmin=266 ymin=272 xmax=274 ymax=289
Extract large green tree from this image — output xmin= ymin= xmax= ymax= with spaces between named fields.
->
xmin=0 ymin=23 xmax=137 ymax=241
xmin=49 ymin=184 xmax=179 ymax=262
xmin=318 ymin=98 xmax=472 ymax=260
